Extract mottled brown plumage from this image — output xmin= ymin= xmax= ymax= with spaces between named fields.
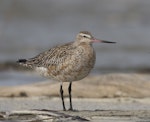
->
xmin=17 ymin=31 xmax=116 ymax=111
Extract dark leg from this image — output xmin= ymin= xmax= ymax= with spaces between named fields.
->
xmin=68 ymin=82 xmax=73 ymax=110
xmin=60 ymin=83 xmax=66 ymax=111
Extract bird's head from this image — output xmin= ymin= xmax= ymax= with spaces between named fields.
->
xmin=76 ymin=31 xmax=116 ymax=45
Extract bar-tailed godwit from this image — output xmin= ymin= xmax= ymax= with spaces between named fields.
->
xmin=17 ymin=31 xmax=116 ymax=111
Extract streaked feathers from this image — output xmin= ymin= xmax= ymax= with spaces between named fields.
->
xmin=17 ymin=31 xmax=96 ymax=82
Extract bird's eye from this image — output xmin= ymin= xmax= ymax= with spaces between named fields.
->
xmin=80 ymin=34 xmax=91 ymax=38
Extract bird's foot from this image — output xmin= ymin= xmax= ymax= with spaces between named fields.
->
xmin=68 ymin=108 xmax=73 ymax=111
xmin=67 ymin=108 xmax=77 ymax=111
xmin=63 ymin=108 xmax=66 ymax=111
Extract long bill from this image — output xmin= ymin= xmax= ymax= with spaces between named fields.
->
xmin=101 ymin=40 xmax=116 ymax=43
xmin=93 ymin=39 xmax=116 ymax=44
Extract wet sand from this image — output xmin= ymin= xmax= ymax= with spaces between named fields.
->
xmin=0 ymin=97 xmax=150 ymax=121
xmin=0 ymin=73 xmax=150 ymax=121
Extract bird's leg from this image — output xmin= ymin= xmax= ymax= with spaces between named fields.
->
xmin=68 ymin=82 xmax=73 ymax=111
xmin=60 ymin=82 xmax=66 ymax=111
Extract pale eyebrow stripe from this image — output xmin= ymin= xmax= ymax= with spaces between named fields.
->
xmin=80 ymin=33 xmax=91 ymax=38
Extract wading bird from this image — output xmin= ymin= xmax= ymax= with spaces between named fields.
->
xmin=17 ymin=31 xmax=116 ymax=111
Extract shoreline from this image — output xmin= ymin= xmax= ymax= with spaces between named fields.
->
xmin=0 ymin=73 xmax=150 ymax=121
xmin=0 ymin=73 xmax=150 ymax=98
xmin=0 ymin=97 xmax=150 ymax=121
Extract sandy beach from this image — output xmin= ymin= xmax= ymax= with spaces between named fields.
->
xmin=0 ymin=73 xmax=150 ymax=98
xmin=1 ymin=1 xmax=150 ymax=121
xmin=0 ymin=73 xmax=150 ymax=121
xmin=0 ymin=97 xmax=150 ymax=121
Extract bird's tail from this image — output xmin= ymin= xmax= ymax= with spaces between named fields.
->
xmin=17 ymin=59 xmax=33 ymax=68
xmin=17 ymin=59 xmax=30 ymax=68
xmin=17 ymin=59 xmax=27 ymax=64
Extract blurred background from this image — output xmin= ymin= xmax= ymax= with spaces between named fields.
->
xmin=0 ymin=0 xmax=150 ymax=86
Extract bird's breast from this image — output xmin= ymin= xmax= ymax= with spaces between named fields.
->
xmin=40 ymin=43 xmax=96 ymax=82
xmin=67 ymin=43 xmax=95 ymax=81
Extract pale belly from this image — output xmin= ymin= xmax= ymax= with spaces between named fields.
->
xmin=35 ymin=66 xmax=92 ymax=82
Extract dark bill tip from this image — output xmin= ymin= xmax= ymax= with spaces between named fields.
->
xmin=101 ymin=40 xmax=116 ymax=44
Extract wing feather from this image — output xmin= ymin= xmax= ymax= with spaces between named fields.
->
xmin=26 ymin=42 xmax=74 ymax=68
